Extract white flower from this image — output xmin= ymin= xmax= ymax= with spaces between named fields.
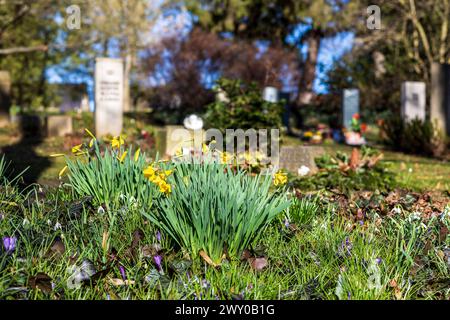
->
xmin=298 ymin=165 xmax=311 ymax=176
xmin=54 ymin=221 xmax=62 ymax=230
xmin=22 ymin=218 xmax=30 ymax=226
xmin=97 ymin=206 xmax=105 ymax=214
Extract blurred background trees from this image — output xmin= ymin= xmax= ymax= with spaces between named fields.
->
xmin=0 ymin=0 xmax=448 ymax=126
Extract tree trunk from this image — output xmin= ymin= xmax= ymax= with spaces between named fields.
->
xmin=123 ymin=52 xmax=132 ymax=112
xmin=298 ymin=29 xmax=321 ymax=105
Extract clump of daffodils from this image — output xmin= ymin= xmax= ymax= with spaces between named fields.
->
xmin=143 ymin=165 xmax=173 ymax=195
xmin=273 ymin=170 xmax=288 ymax=186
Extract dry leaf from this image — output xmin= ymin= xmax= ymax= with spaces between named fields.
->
xmin=29 ymin=272 xmax=53 ymax=293
xmin=108 ymin=278 xmax=135 ymax=286
xmin=249 ymin=257 xmax=268 ymax=271
xmin=349 ymin=148 xmax=360 ymax=170
xmin=199 ymin=250 xmax=220 ymax=267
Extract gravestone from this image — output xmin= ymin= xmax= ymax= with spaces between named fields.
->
xmin=279 ymin=91 xmax=291 ymax=129
xmin=278 ymin=146 xmax=325 ymax=174
xmin=0 ymin=71 xmax=11 ymax=126
xmin=431 ymin=63 xmax=450 ymax=136
xmin=401 ymin=82 xmax=426 ymax=122
xmin=157 ymin=125 xmax=205 ymax=158
xmin=95 ymin=58 xmax=123 ymax=137
xmin=263 ymin=87 xmax=279 ymax=103
xmin=342 ymin=89 xmax=359 ymax=129
xmin=46 ymin=115 xmax=73 ymax=137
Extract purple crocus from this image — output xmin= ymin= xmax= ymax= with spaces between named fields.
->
xmin=284 ymin=219 xmax=290 ymax=228
xmin=119 ymin=265 xmax=127 ymax=281
xmin=375 ymin=257 xmax=382 ymax=265
xmin=2 ymin=236 xmax=17 ymax=254
xmin=156 ymin=230 xmax=161 ymax=242
xmin=153 ymin=255 xmax=163 ymax=271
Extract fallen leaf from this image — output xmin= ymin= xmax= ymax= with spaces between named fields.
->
xmin=199 ymin=250 xmax=220 ymax=267
xmin=249 ymin=257 xmax=268 ymax=271
xmin=349 ymin=148 xmax=360 ymax=170
xmin=107 ymin=278 xmax=135 ymax=286
xmin=29 ymin=273 xmax=53 ymax=294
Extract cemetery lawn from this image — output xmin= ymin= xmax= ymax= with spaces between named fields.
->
xmin=0 ymin=127 xmax=448 ymax=192
xmin=0 ymin=127 xmax=449 ymax=300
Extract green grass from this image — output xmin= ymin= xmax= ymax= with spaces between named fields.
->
xmin=0 ymin=183 xmax=448 ymax=300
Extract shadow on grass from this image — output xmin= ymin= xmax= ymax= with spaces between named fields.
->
xmin=1 ymin=115 xmax=51 ymax=187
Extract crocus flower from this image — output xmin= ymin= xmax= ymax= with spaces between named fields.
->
xmin=375 ymin=257 xmax=382 ymax=265
xmin=3 ymin=236 xmax=17 ymax=253
xmin=156 ymin=230 xmax=161 ymax=242
xmin=153 ymin=255 xmax=163 ymax=271
xmin=119 ymin=265 xmax=127 ymax=281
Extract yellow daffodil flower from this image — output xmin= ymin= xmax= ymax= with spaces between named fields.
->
xmin=89 ymin=138 xmax=95 ymax=148
xmin=158 ymin=181 xmax=172 ymax=194
xmin=111 ymin=135 xmax=124 ymax=149
xmin=58 ymin=165 xmax=68 ymax=178
xmin=71 ymin=144 xmax=83 ymax=154
xmin=49 ymin=153 xmax=66 ymax=158
xmin=164 ymin=170 xmax=173 ymax=176
xmin=143 ymin=165 xmax=158 ymax=179
xmin=273 ymin=170 xmax=288 ymax=186
xmin=117 ymin=151 xmax=128 ymax=163
xmin=221 ymin=152 xmax=232 ymax=164
xmin=134 ymin=148 xmax=140 ymax=162
xmin=202 ymin=143 xmax=209 ymax=154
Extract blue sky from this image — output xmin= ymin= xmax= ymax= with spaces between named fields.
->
xmin=47 ymin=6 xmax=355 ymax=107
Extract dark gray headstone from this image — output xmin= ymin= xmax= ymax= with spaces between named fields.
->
xmin=342 ymin=89 xmax=359 ymax=129
xmin=278 ymin=146 xmax=325 ymax=174
xmin=0 ymin=71 xmax=11 ymax=126
xmin=431 ymin=63 xmax=450 ymax=136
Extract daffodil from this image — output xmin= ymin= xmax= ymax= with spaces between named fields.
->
xmin=158 ymin=181 xmax=172 ymax=194
xmin=111 ymin=135 xmax=124 ymax=149
xmin=49 ymin=153 xmax=66 ymax=158
xmin=71 ymin=144 xmax=83 ymax=154
xmin=273 ymin=170 xmax=288 ymax=186
xmin=175 ymin=148 xmax=183 ymax=157
xmin=89 ymin=138 xmax=95 ymax=148
xmin=117 ymin=151 xmax=128 ymax=163
xmin=58 ymin=165 xmax=68 ymax=178
xmin=143 ymin=165 xmax=158 ymax=179
xmin=221 ymin=152 xmax=232 ymax=164
xmin=134 ymin=148 xmax=140 ymax=161
xmin=202 ymin=143 xmax=209 ymax=154
xmin=164 ymin=170 xmax=173 ymax=176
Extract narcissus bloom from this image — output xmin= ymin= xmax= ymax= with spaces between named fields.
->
xmin=221 ymin=152 xmax=232 ymax=164
xmin=134 ymin=148 xmax=140 ymax=162
xmin=71 ymin=144 xmax=83 ymax=154
xmin=118 ymin=151 xmax=128 ymax=163
xmin=111 ymin=136 xmax=124 ymax=149
xmin=158 ymin=181 xmax=172 ymax=194
xmin=143 ymin=165 xmax=158 ymax=179
xmin=273 ymin=170 xmax=288 ymax=186
xmin=58 ymin=165 xmax=68 ymax=178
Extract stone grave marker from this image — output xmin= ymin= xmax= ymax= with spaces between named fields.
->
xmin=431 ymin=63 xmax=450 ymax=136
xmin=401 ymin=81 xmax=426 ymax=122
xmin=95 ymin=58 xmax=123 ymax=137
xmin=263 ymin=86 xmax=279 ymax=103
xmin=157 ymin=125 xmax=205 ymax=158
xmin=278 ymin=146 xmax=325 ymax=174
xmin=0 ymin=71 xmax=11 ymax=126
xmin=342 ymin=89 xmax=360 ymax=129
xmin=46 ymin=115 xmax=73 ymax=137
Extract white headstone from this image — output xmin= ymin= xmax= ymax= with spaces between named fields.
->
xmin=95 ymin=58 xmax=124 ymax=137
xmin=401 ymin=82 xmax=426 ymax=122
xmin=342 ymin=89 xmax=360 ymax=129
xmin=263 ymin=87 xmax=279 ymax=103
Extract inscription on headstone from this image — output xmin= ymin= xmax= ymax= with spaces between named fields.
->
xmin=95 ymin=58 xmax=123 ymax=137
xmin=401 ymin=81 xmax=426 ymax=122
xmin=431 ymin=63 xmax=450 ymax=136
xmin=342 ymin=89 xmax=360 ymax=129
